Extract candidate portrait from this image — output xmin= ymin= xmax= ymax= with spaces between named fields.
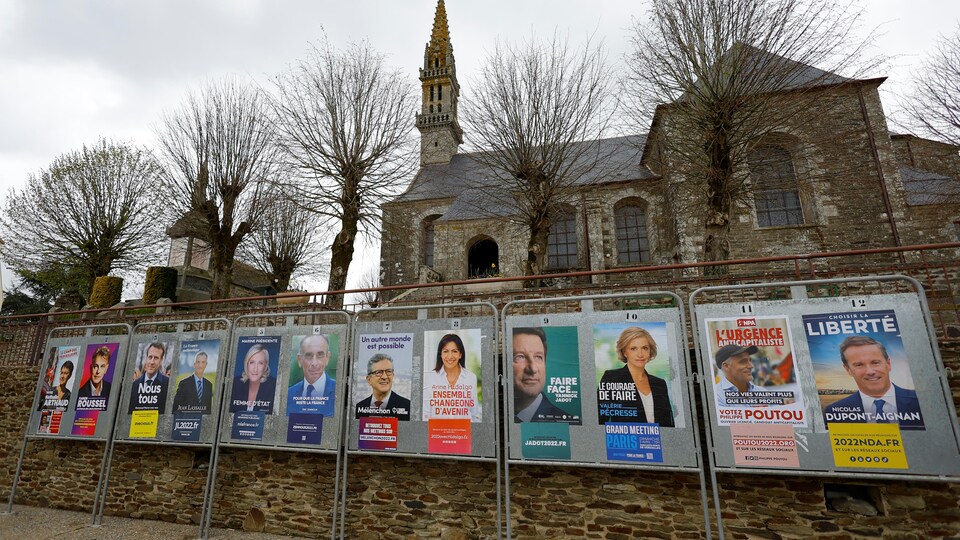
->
xmin=172 ymin=351 xmax=214 ymax=414
xmin=128 ymin=341 xmax=171 ymax=413
xmin=355 ymin=353 xmax=410 ymax=420
xmin=286 ymin=335 xmax=336 ymax=416
xmin=823 ymin=336 xmax=924 ymax=429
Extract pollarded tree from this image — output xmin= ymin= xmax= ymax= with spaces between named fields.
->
xmin=239 ymin=190 xmax=328 ymax=293
xmin=625 ymin=0 xmax=879 ymax=264
xmin=903 ymin=26 xmax=960 ymax=146
xmin=273 ymin=40 xmax=417 ymax=308
xmin=0 ymin=139 xmax=164 ymax=300
xmin=460 ymin=34 xmax=616 ymax=284
xmin=156 ymin=79 xmax=282 ymax=299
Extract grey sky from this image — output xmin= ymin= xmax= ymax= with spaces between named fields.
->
xmin=0 ymin=0 xmax=957 ymax=292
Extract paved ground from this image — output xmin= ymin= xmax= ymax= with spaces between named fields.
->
xmin=0 ymin=505 xmax=299 ymax=539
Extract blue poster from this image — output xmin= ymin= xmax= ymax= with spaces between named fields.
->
xmin=171 ymin=413 xmax=203 ymax=442
xmin=287 ymin=413 xmax=323 ymax=444
xmin=231 ymin=411 xmax=265 ymax=441
xmin=605 ymin=422 xmax=663 ymax=463
xmin=520 ymin=422 xmax=571 ymax=460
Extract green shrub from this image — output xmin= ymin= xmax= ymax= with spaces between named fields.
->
xmin=143 ymin=266 xmax=178 ymax=304
xmin=90 ymin=276 xmax=123 ymax=308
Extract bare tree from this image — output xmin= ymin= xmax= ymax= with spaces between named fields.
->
xmin=273 ymin=40 xmax=416 ymax=308
xmin=156 ymin=79 xmax=282 ymax=299
xmin=0 ymin=139 xmax=164 ymax=300
xmin=903 ymin=26 xmax=960 ymax=146
xmin=460 ymin=34 xmax=615 ymax=284
xmin=625 ymin=0 xmax=878 ymax=264
xmin=239 ymin=190 xmax=329 ymax=292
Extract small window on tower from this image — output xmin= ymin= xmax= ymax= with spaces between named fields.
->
xmin=438 ymin=104 xmax=442 ymax=112
xmin=438 ymin=84 xmax=443 ymax=100
xmin=430 ymin=85 xmax=434 ymax=101
xmin=434 ymin=58 xmax=439 ymax=68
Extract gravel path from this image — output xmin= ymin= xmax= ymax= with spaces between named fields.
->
xmin=0 ymin=505 xmax=299 ymax=539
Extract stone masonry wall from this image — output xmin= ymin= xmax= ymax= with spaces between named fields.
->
xmin=2 ymin=305 xmax=960 ymax=538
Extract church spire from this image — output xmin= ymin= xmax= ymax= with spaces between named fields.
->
xmin=429 ymin=0 xmax=450 ymax=49
xmin=417 ymin=0 xmax=462 ymax=165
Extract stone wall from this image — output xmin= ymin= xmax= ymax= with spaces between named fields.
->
xmin=2 ymin=297 xmax=960 ymax=538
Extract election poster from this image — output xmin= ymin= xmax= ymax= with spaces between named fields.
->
xmin=75 ymin=342 xmax=119 ymax=412
xmin=229 ymin=336 xmax=281 ymax=414
xmin=353 ymin=333 xmax=413 ymax=421
xmin=38 ymin=345 xmax=79 ymax=415
xmin=704 ymin=316 xmax=807 ymax=427
xmin=172 ymin=339 xmax=219 ymax=415
xmin=286 ymin=334 xmax=339 ymax=417
xmin=803 ymin=310 xmax=924 ymax=430
xmin=421 ymin=329 xmax=482 ymax=422
xmin=511 ymin=326 xmax=581 ymax=425
xmin=593 ymin=322 xmax=679 ymax=428
xmin=128 ymin=341 xmax=174 ymax=413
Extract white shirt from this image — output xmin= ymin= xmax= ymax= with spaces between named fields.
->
xmin=638 ymin=391 xmax=655 ymax=423
xmin=422 ymin=367 xmax=480 ymax=421
xmin=301 ymin=373 xmax=328 ymax=397
xmin=859 ymin=386 xmax=898 ymax=423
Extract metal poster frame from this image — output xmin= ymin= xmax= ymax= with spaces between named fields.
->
xmin=690 ymin=275 xmax=960 ymax=540
xmin=5 ymin=322 xmax=132 ymax=525
xmin=204 ymin=310 xmax=351 ymax=540
xmin=501 ymin=292 xmax=711 ymax=539
xmin=339 ymin=301 xmax=501 ymax=540
xmin=98 ymin=318 xmax=231 ymax=537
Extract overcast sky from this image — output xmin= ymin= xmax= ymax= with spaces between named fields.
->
xmin=0 ymin=0 xmax=957 ymax=293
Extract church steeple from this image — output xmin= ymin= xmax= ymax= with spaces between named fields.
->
xmin=416 ymin=0 xmax=462 ymax=166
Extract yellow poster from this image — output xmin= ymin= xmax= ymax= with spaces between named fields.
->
xmin=129 ymin=410 xmax=159 ymax=438
xmin=828 ymin=423 xmax=907 ymax=469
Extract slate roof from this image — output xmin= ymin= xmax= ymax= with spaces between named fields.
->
xmin=900 ymin=166 xmax=960 ymax=206
xmin=391 ymin=135 xmax=656 ymax=221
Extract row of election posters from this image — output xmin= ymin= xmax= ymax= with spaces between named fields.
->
xmin=504 ymin=321 xmax=689 ymax=465
xmin=703 ymin=309 xmax=926 ymax=471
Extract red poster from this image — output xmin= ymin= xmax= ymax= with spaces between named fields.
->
xmin=427 ymin=419 xmax=472 ymax=455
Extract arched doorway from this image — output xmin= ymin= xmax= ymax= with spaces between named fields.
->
xmin=468 ymin=238 xmax=499 ymax=277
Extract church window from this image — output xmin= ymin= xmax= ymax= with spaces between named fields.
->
xmin=422 ymin=215 xmax=441 ymax=267
xmin=429 ymin=104 xmax=434 ymax=113
xmin=434 ymin=58 xmax=439 ymax=68
xmin=438 ymin=84 xmax=442 ymax=100
xmin=438 ymin=104 xmax=442 ymax=112
xmin=430 ymin=85 xmax=434 ymax=101
xmin=547 ymin=209 xmax=578 ymax=269
xmin=615 ymin=204 xmax=650 ymax=264
xmin=749 ymin=145 xmax=804 ymax=227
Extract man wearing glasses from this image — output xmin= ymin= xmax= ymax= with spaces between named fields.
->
xmin=355 ymin=353 xmax=410 ymax=420
xmin=287 ymin=335 xmax=337 ymax=416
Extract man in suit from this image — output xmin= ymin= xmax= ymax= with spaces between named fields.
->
xmin=173 ymin=351 xmax=214 ymax=414
xmin=128 ymin=342 xmax=170 ymax=413
xmin=355 ymin=353 xmax=410 ymax=420
xmin=286 ymin=335 xmax=336 ymax=416
xmin=77 ymin=345 xmax=113 ymax=411
xmin=824 ymin=336 xmax=924 ymax=430
xmin=512 ymin=327 xmax=568 ymax=422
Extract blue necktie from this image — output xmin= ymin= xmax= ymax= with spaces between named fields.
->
xmin=306 ymin=384 xmax=315 ymax=398
xmin=197 ymin=378 xmax=203 ymax=400
xmin=874 ymin=399 xmax=887 ymax=423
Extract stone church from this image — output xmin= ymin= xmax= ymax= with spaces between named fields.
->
xmin=380 ymin=1 xmax=960 ymax=293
